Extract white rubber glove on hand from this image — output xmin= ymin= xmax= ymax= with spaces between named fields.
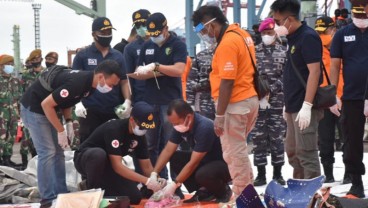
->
xmin=58 ymin=130 xmax=69 ymax=149
xmin=158 ymin=178 xmax=167 ymax=188
xmin=66 ymin=121 xmax=74 ymax=145
xmin=149 ymin=172 xmax=158 ymax=182
xmin=282 ymin=106 xmax=287 ymax=121
xmin=364 ymin=100 xmax=368 ymax=117
xmin=259 ymin=97 xmax=271 ymax=110
xmin=115 ymin=99 xmax=132 ymax=119
xmin=330 ymin=96 xmax=341 ymax=117
xmin=135 ymin=63 xmax=156 ymax=75
xmin=295 ymin=101 xmax=313 ymax=131
xmin=162 ymin=181 xmax=179 ymax=197
xmin=75 ymin=102 xmax=87 ymax=118
xmin=145 ymin=178 xmax=161 ymax=192
xmin=214 ymin=115 xmax=225 ymax=137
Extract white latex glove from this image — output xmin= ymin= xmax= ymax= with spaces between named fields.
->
xmin=115 ymin=99 xmax=132 ymax=119
xmin=259 ymin=97 xmax=271 ymax=110
xmin=66 ymin=121 xmax=74 ymax=144
xmin=58 ymin=130 xmax=69 ymax=149
xmin=329 ymin=96 xmax=341 ymax=117
xmin=158 ymin=178 xmax=167 ymax=188
xmin=282 ymin=106 xmax=287 ymax=121
xmin=145 ymin=178 xmax=161 ymax=192
xmin=135 ymin=63 xmax=156 ymax=75
xmin=75 ymin=102 xmax=87 ymax=118
xmin=364 ymin=100 xmax=368 ymax=117
xmin=149 ymin=172 xmax=158 ymax=182
xmin=214 ymin=114 xmax=225 ymax=137
xmin=162 ymin=181 xmax=179 ymax=197
xmin=295 ymin=101 xmax=313 ymax=131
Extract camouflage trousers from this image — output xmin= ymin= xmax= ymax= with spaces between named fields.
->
xmin=251 ymin=108 xmax=286 ymax=166
xmin=0 ymin=107 xmax=18 ymax=157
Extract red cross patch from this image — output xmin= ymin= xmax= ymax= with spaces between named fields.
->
xmin=60 ymin=89 xmax=69 ymax=98
xmin=111 ymin=139 xmax=119 ymax=148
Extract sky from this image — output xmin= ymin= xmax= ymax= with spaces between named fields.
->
xmin=1 ymin=0 xmax=321 ymax=65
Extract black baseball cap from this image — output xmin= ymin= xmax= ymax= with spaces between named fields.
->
xmin=131 ymin=101 xmax=155 ymax=129
xmin=132 ymin=9 xmax=151 ymax=26
xmin=315 ymin=16 xmax=334 ymax=32
xmin=146 ymin=13 xmax=167 ymax=37
xmin=92 ymin=17 xmax=116 ymax=31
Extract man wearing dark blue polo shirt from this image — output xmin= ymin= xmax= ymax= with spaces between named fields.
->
xmin=133 ymin=13 xmax=187 ymax=180
xmin=124 ymin=9 xmax=151 ymax=104
xmin=151 ymin=100 xmax=231 ymax=203
xmin=329 ymin=3 xmax=368 ymax=198
xmin=72 ymin=17 xmax=131 ymax=144
xmin=271 ymin=0 xmax=323 ymax=179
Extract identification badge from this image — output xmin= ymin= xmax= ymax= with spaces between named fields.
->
xmin=145 ymin=49 xmax=154 ymax=55
xmin=88 ymin=58 xmax=97 ymax=65
xmin=344 ymin=35 xmax=356 ymax=42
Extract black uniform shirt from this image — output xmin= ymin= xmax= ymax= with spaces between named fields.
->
xmin=78 ymin=119 xmax=149 ymax=159
xmin=21 ymin=70 xmax=94 ymax=115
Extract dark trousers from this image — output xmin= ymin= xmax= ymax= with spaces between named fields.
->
xmin=341 ymin=101 xmax=365 ymax=175
xmin=318 ymin=109 xmax=342 ymax=165
xmin=170 ymin=151 xmax=231 ymax=198
xmin=74 ymin=148 xmax=142 ymax=205
xmin=78 ymin=109 xmax=118 ymax=144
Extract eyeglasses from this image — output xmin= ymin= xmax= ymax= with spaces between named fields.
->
xmin=194 ymin=18 xmax=216 ymax=33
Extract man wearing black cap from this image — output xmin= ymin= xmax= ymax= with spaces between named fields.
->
xmin=329 ymin=1 xmax=368 ymax=198
xmin=124 ymin=9 xmax=151 ymax=104
xmin=74 ymin=101 xmax=163 ymax=205
xmin=20 ymin=60 xmax=122 ymax=207
xmin=73 ymin=17 xmax=131 ymax=144
xmin=132 ymin=13 xmax=187 ymax=182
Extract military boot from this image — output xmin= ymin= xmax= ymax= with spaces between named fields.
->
xmin=347 ymin=174 xmax=365 ymax=198
xmin=21 ymin=154 xmax=28 ymax=170
xmin=273 ymin=165 xmax=286 ymax=185
xmin=254 ymin=166 xmax=267 ymax=186
xmin=2 ymin=156 xmax=23 ymax=170
xmin=323 ymin=164 xmax=335 ymax=183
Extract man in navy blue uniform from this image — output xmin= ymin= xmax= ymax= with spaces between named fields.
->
xmin=132 ymin=13 xmax=187 ymax=181
xmin=20 ymin=60 xmax=122 ymax=208
xmin=329 ymin=2 xmax=368 ymax=198
xmin=271 ymin=0 xmax=323 ymax=179
xmin=124 ymin=9 xmax=151 ymax=104
xmin=74 ymin=101 xmax=164 ymax=205
xmin=151 ymin=100 xmax=232 ymax=203
xmin=72 ymin=17 xmax=131 ymax=144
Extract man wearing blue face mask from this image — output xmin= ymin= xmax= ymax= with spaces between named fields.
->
xmin=133 ymin=12 xmax=188 ymax=188
xmin=74 ymin=101 xmax=165 ymax=205
xmin=72 ymin=17 xmax=131 ymax=145
xmin=152 ymin=99 xmax=231 ymax=203
xmin=20 ymin=60 xmax=122 ymax=208
xmin=0 ymin=54 xmax=23 ymax=169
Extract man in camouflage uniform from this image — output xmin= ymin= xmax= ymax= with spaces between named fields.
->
xmin=19 ymin=49 xmax=45 ymax=167
xmin=0 ymin=55 xmax=23 ymax=168
xmin=186 ymin=48 xmax=215 ymax=120
xmin=250 ymin=18 xmax=287 ymax=186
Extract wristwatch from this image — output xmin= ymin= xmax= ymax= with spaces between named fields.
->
xmin=154 ymin=62 xmax=160 ymax=72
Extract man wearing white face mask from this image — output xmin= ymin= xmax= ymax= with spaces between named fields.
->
xmin=73 ymin=17 xmax=131 ymax=145
xmin=74 ymin=101 xmax=164 ymax=205
xmin=152 ymin=99 xmax=231 ymax=203
xmin=20 ymin=60 xmax=122 ymax=207
xmin=329 ymin=2 xmax=368 ymax=198
xmin=133 ymin=12 xmax=188 ymax=183
xmin=0 ymin=54 xmax=23 ymax=169
xmin=251 ymin=18 xmax=287 ymax=186
xmin=271 ymin=0 xmax=323 ymax=180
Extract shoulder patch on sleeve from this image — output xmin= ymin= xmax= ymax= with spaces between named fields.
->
xmin=111 ymin=139 xmax=119 ymax=148
xmin=60 ymin=89 xmax=69 ymax=98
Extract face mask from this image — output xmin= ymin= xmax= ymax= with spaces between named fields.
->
xmin=96 ymin=34 xmax=112 ymax=47
xmin=274 ymin=18 xmax=290 ymax=36
xmin=26 ymin=64 xmax=32 ymax=70
xmin=151 ymin=34 xmax=165 ymax=45
xmin=261 ymin=34 xmax=276 ymax=45
xmin=136 ymin=26 xmax=148 ymax=37
xmin=133 ymin=125 xmax=147 ymax=136
xmin=173 ymin=116 xmax=191 ymax=133
xmin=96 ymin=77 xmax=112 ymax=93
xmin=3 ymin=65 xmax=14 ymax=74
xmin=45 ymin=62 xmax=55 ymax=68
xmin=32 ymin=62 xmax=41 ymax=68
xmin=352 ymin=17 xmax=368 ymax=29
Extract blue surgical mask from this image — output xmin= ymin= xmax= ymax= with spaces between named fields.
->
xmin=136 ymin=26 xmax=148 ymax=37
xmin=3 ymin=65 xmax=14 ymax=74
xmin=151 ymin=34 xmax=165 ymax=45
xmin=96 ymin=77 xmax=112 ymax=93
